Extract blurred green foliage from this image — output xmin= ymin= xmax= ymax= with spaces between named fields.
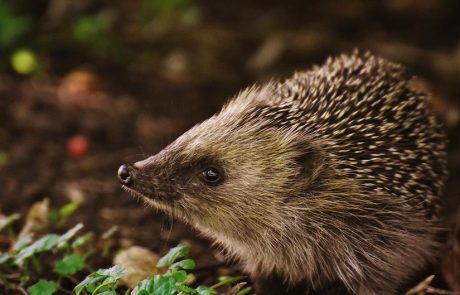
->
xmin=142 ymin=0 xmax=200 ymax=26
xmin=73 ymin=13 xmax=117 ymax=55
xmin=0 ymin=1 xmax=37 ymax=75
xmin=0 ymin=0 xmax=200 ymax=74
xmin=0 ymin=208 xmax=248 ymax=294
xmin=74 ymin=15 xmax=110 ymax=43
xmin=0 ymin=151 xmax=7 ymax=166
xmin=0 ymin=0 xmax=30 ymax=48
xmin=27 ymin=280 xmax=58 ymax=295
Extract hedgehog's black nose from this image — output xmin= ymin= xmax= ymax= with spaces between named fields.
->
xmin=118 ymin=164 xmax=133 ymax=185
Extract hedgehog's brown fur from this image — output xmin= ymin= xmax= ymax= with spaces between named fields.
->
xmin=121 ymin=52 xmax=448 ymax=295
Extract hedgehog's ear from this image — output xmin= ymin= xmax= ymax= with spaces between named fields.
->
xmin=294 ymin=145 xmax=326 ymax=186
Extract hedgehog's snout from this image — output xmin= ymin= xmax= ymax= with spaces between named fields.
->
xmin=118 ymin=164 xmax=135 ymax=186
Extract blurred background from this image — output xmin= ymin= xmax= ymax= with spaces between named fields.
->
xmin=1 ymin=0 xmax=459 ymax=290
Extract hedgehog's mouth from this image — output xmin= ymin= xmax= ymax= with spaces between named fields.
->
xmin=122 ymin=184 xmax=177 ymax=212
xmin=121 ymin=185 xmax=147 ymax=201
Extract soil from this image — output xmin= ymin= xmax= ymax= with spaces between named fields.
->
xmin=1 ymin=0 xmax=459 ymax=292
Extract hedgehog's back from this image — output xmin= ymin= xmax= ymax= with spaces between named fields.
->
xmin=272 ymin=53 xmax=448 ymax=217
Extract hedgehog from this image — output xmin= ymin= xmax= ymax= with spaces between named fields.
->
xmin=117 ymin=52 xmax=448 ymax=295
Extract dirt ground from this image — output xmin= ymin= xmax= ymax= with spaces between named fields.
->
xmin=1 ymin=0 xmax=460 ymax=291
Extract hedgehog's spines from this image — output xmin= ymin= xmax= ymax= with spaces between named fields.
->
xmin=220 ymin=52 xmax=447 ymax=218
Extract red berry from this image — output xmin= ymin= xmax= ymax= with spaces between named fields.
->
xmin=68 ymin=135 xmax=89 ymax=159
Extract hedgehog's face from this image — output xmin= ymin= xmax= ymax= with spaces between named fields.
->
xmin=119 ymin=112 xmax=325 ymax=239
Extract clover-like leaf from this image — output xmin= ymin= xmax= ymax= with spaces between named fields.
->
xmin=171 ymin=258 xmax=196 ymax=270
xmin=27 ymin=280 xmax=58 ymax=295
xmin=54 ymin=254 xmax=85 ymax=275
xmin=14 ymin=234 xmax=60 ymax=264
xmin=196 ymin=285 xmax=217 ymax=295
xmin=74 ymin=265 xmax=124 ymax=295
xmin=12 ymin=234 xmax=33 ymax=251
xmin=157 ymin=244 xmax=190 ymax=268
xmin=56 ymin=223 xmax=83 ymax=248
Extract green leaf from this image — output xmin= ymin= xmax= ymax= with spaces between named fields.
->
xmin=97 ymin=265 xmax=125 ymax=278
xmin=56 ymin=223 xmax=83 ymax=248
xmin=132 ymin=273 xmax=188 ymax=295
xmin=13 ymin=234 xmax=33 ymax=251
xmin=27 ymin=280 xmax=58 ymax=295
xmin=53 ymin=254 xmax=85 ymax=275
xmin=0 ymin=213 xmax=20 ymax=231
xmin=132 ymin=277 xmax=155 ymax=294
xmin=176 ymin=284 xmax=198 ymax=294
xmin=71 ymin=232 xmax=93 ymax=248
xmin=169 ymin=270 xmax=187 ymax=283
xmin=59 ymin=202 xmax=79 ymax=219
xmin=171 ymin=258 xmax=195 ymax=270
xmin=14 ymin=234 xmax=60 ymax=264
xmin=149 ymin=275 xmax=176 ymax=295
xmin=211 ymin=276 xmax=245 ymax=289
xmin=131 ymin=245 xmax=245 ymax=295
xmin=13 ymin=224 xmax=82 ymax=265
xmin=0 ymin=253 xmax=11 ymax=264
xmin=196 ymin=286 xmax=217 ymax=295
xmin=74 ymin=265 xmax=124 ymax=295
xmin=157 ymin=244 xmax=190 ymax=268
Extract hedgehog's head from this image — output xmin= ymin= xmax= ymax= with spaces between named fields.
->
xmin=118 ymin=86 xmax=327 ymax=239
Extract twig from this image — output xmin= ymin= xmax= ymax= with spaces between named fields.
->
xmin=405 ymin=275 xmax=460 ymax=295
xmin=405 ymin=275 xmax=435 ymax=295
xmin=16 ymin=286 xmax=28 ymax=295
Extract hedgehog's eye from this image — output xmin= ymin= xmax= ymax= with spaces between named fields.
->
xmin=201 ymin=166 xmax=222 ymax=185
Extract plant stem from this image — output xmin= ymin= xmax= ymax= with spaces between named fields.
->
xmin=30 ymin=255 xmax=41 ymax=274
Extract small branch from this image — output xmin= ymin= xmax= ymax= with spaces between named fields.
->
xmin=16 ymin=286 xmax=28 ymax=295
xmin=405 ymin=275 xmax=460 ymax=295
xmin=406 ymin=275 xmax=435 ymax=295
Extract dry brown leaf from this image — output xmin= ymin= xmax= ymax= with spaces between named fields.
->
xmin=16 ymin=198 xmax=50 ymax=242
xmin=113 ymin=246 xmax=160 ymax=288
